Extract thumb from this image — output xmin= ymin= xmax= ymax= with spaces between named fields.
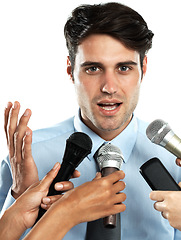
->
xmin=92 ymin=172 xmax=102 ymax=181
xmin=38 ymin=163 xmax=60 ymax=191
xmin=176 ymin=158 xmax=181 ymax=167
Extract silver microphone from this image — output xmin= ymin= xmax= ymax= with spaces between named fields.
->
xmin=97 ymin=143 xmax=123 ymax=228
xmin=146 ymin=119 xmax=181 ymax=158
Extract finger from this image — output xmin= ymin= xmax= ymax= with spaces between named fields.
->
xmin=8 ymin=101 xmax=20 ymax=157
xmin=104 ymin=170 xmax=125 ymax=183
xmin=4 ymin=102 xmax=13 ymax=144
xmin=176 ymin=158 xmax=181 ymax=167
xmin=178 ymin=182 xmax=181 ymax=188
xmin=40 ymin=203 xmax=50 ymax=210
xmin=54 ymin=181 xmax=74 ymax=192
xmin=149 ymin=191 xmax=166 ymax=201
xmin=38 ymin=163 xmax=61 ymax=191
xmin=93 ymin=172 xmax=102 ymax=180
xmin=110 ymin=203 xmax=126 ymax=215
xmin=161 ymin=211 xmax=169 ymax=219
xmin=71 ymin=169 xmax=81 ymax=179
xmin=22 ymin=127 xmax=32 ymax=159
xmin=114 ymin=192 xmax=127 ymax=204
xmin=154 ymin=201 xmax=166 ymax=212
xmin=42 ymin=194 xmax=62 ymax=205
xmin=112 ymin=180 xmax=126 ymax=193
xmin=15 ymin=109 xmax=32 ymax=161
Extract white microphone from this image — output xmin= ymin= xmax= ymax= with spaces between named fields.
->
xmin=96 ymin=143 xmax=123 ymax=228
xmin=146 ymin=119 xmax=181 ymax=158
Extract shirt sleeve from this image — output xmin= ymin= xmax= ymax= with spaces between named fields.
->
xmin=0 ymin=157 xmax=15 ymax=216
xmin=174 ymin=228 xmax=181 ymax=239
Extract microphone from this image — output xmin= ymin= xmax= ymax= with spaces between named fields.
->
xmin=96 ymin=143 xmax=123 ymax=228
xmin=140 ymin=157 xmax=181 ymax=191
xmin=146 ymin=119 xmax=181 ymax=158
xmin=36 ymin=132 xmax=92 ymax=223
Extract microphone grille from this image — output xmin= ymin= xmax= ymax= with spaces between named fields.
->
xmin=97 ymin=143 xmax=123 ymax=169
xmin=68 ymin=132 xmax=92 ymax=152
xmin=146 ymin=119 xmax=171 ymax=144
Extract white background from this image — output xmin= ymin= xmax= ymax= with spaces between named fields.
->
xmin=0 ymin=0 xmax=181 ymax=161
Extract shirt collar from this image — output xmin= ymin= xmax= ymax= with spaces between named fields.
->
xmin=74 ymin=110 xmax=138 ymax=163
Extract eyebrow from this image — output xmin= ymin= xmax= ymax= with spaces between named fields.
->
xmin=80 ymin=62 xmax=103 ymax=68
xmin=80 ymin=61 xmax=138 ymax=68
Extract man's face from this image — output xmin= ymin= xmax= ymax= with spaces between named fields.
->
xmin=67 ymin=34 xmax=147 ymax=140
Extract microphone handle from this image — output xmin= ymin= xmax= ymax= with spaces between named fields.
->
xmin=35 ymin=162 xmax=76 ymax=224
xmin=101 ymin=167 xmax=119 ymax=228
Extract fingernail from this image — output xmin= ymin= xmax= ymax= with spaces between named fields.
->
xmin=55 ymin=183 xmax=63 ymax=190
xmin=13 ymin=102 xmax=18 ymax=109
xmin=24 ymin=109 xmax=30 ymax=117
xmin=53 ymin=162 xmax=59 ymax=170
xmin=42 ymin=197 xmax=50 ymax=204
xmin=26 ymin=130 xmax=31 ymax=136
xmin=6 ymin=102 xmax=12 ymax=109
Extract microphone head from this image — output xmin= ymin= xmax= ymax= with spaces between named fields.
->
xmin=97 ymin=143 xmax=123 ymax=170
xmin=67 ymin=131 xmax=92 ymax=151
xmin=63 ymin=132 xmax=92 ymax=167
xmin=146 ymin=119 xmax=171 ymax=145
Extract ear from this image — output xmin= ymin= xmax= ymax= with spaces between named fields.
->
xmin=142 ymin=55 xmax=147 ymax=76
xmin=67 ymin=56 xmax=74 ymax=83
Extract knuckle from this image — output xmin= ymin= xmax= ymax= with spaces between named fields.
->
xmin=119 ymin=181 xmax=126 ymax=190
xmin=14 ymin=131 xmax=19 ymax=139
xmin=121 ymin=192 xmax=127 ymax=201
xmin=8 ymin=125 xmax=15 ymax=134
xmin=101 ymin=179 xmax=110 ymax=189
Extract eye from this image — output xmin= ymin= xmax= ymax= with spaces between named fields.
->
xmin=118 ymin=66 xmax=130 ymax=72
xmin=85 ymin=66 xmax=101 ymax=74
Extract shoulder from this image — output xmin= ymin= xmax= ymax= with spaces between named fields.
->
xmin=32 ymin=117 xmax=75 ymax=145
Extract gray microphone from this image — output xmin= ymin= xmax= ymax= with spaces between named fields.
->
xmin=146 ymin=119 xmax=181 ymax=158
xmin=97 ymin=143 xmax=123 ymax=228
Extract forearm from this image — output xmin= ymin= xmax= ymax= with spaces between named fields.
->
xmin=0 ymin=206 xmax=26 ymax=240
xmin=24 ymin=202 xmax=75 ymax=240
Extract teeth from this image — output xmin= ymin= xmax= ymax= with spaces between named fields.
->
xmin=101 ymin=105 xmax=117 ymax=110
xmin=99 ymin=103 xmax=118 ymax=110
xmin=103 ymin=103 xmax=115 ymax=106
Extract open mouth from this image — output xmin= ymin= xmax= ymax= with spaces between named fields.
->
xmin=98 ymin=102 xmax=121 ymax=111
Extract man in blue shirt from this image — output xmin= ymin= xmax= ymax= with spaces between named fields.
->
xmin=1 ymin=2 xmax=181 ymax=239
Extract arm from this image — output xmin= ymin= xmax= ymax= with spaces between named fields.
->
xmin=0 ymin=162 xmax=75 ymax=240
xmin=24 ymin=171 xmax=126 ymax=240
xmin=0 ymin=166 xmax=125 ymax=240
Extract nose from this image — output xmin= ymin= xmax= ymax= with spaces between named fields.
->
xmin=101 ymin=71 xmax=118 ymax=95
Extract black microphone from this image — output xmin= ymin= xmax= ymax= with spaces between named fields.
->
xmin=96 ymin=143 xmax=123 ymax=228
xmin=146 ymin=119 xmax=181 ymax=158
xmin=36 ymin=132 xmax=92 ymax=223
xmin=140 ymin=157 xmax=181 ymax=191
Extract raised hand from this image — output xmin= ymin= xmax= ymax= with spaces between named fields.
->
xmin=4 ymin=101 xmax=38 ymax=199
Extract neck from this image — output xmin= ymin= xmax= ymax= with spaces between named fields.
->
xmin=81 ymin=115 xmax=133 ymax=141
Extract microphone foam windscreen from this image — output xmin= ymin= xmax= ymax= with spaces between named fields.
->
xmin=146 ymin=119 xmax=171 ymax=144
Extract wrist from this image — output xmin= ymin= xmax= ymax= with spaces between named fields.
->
xmin=0 ymin=205 xmax=27 ymax=240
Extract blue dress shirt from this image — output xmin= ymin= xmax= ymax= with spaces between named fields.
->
xmin=1 ymin=111 xmax=181 ymax=239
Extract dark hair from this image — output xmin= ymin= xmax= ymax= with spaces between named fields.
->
xmin=64 ymin=2 xmax=154 ymax=72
